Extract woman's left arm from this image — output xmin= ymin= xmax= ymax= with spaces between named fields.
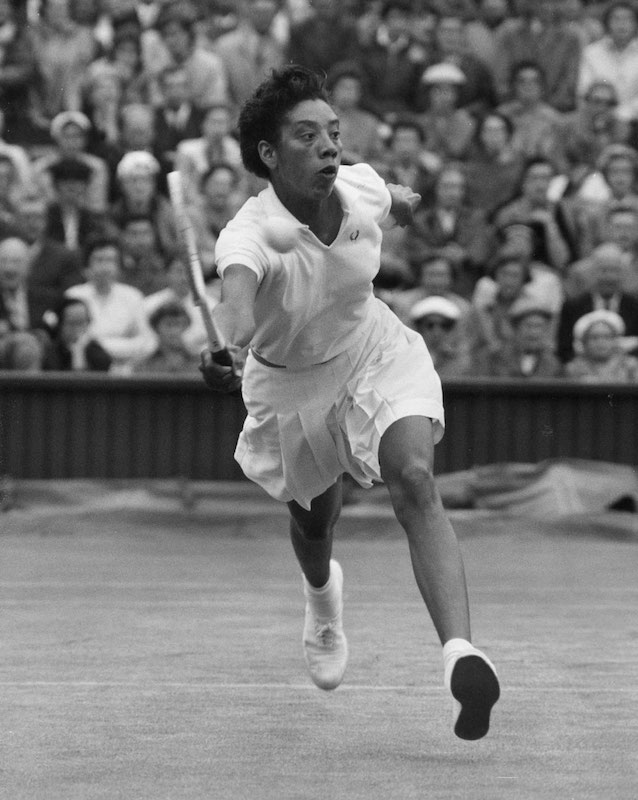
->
xmin=387 ymin=183 xmax=422 ymax=227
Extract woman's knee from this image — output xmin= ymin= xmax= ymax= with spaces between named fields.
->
xmin=386 ymin=459 xmax=438 ymax=514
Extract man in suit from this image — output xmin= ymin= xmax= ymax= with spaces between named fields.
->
xmin=8 ymin=196 xmax=84 ymax=312
xmin=45 ymin=158 xmax=109 ymax=254
xmin=0 ymin=236 xmax=52 ymax=369
xmin=557 ymin=242 xmax=638 ymax=363
xmin=152 ymin=64 xmax=205 ymax=173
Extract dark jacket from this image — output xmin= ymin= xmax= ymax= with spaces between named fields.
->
xmin=42 ymin=338 xmax=112 ymax=371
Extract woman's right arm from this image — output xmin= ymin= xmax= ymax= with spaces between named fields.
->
xmin=200 ymin=264 xmax=259 ymax=393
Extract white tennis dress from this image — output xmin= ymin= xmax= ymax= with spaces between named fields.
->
xmin=215 ymin=163 xmax=444 ymax=509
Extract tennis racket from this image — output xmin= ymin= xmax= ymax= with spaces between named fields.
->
xmin=167 ymin=170 xmax=231 ymax=364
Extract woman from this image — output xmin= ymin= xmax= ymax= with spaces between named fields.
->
xmin=464 ymin=112 xmax=524 ymax=219
xmin=42 ymin=296 xmax=112 ymax=371
xmin=200 ymin=65 xmax=499 ymax=741
xmin=565 ymin=309 xmax=638 ymax=382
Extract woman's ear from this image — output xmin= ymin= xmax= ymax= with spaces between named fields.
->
xmin=258 ymin=140 xmax=277 ymax=172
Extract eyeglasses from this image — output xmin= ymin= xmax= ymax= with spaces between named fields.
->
xmin=421 ymin=319 xmax=455 ymax=331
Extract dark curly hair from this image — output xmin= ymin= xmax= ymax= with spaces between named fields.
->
xmin=238 ymin=65 xmax=331 ymax=180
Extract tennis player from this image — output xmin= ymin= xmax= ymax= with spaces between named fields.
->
xmin=201 ymin=65 xmax=500 ymax=740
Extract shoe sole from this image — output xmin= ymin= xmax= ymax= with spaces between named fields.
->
xmin=450 ymin=654 xmax=500 ymax=740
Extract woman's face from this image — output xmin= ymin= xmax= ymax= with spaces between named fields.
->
xmin=479 ymin=115 xmax=509 ymax=153
xmin=607 ymin=6 xmax=637 ymax=48
xmin=496 ymin=261 xmax=526 ymax=300
xmin=605 ymin=157 xmax=635 ymax=196
xmin=265 ymin=99 xmax=342 ymax=203
xmin=419 ymin=259 xmax=453 ymax=295
xmin=428 ymin=83 xmax=458 ymax=111
xmin=120 ymin=172 xmax=155 ymax=204
xmin=60 ymin=302 xmax=90 ymax=345
xmin=582 ymin=321 xmax=618 ymax=361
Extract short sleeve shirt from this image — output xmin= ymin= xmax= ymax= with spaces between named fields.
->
xmin=215 ymin=163 xmax=392 ymax=368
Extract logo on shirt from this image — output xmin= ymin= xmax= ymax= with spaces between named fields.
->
xmin=350 ymin=230 xmax=360 ymax=241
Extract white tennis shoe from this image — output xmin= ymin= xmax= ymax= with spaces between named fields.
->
xmin=302 ymin=560 xmax=348 ymax=691
xmin=443 ymin=640 xmax=500 ymax=740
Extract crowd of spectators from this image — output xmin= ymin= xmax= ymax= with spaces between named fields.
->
xmin=1 ymin=0 xmax=638 ymax=383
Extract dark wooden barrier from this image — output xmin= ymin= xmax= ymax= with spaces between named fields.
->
xmin=0 ymin=372 xmax=636 ymax=479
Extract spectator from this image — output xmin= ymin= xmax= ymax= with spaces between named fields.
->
xmin=357 ymin=0 xmax=428 ymax=123
xmin=0 ymin=236 xmax=51 ymax=369
xmin=578 ymin=0 xmax=638 ymax=121
xmin=466 ymin=252 xmax=535 ymax=358
xmin=41 ymin=295 xmax=112 ymax=371
xmin=416 ymin=62 xmax=477 ymax=160
xmin=326 ymin=62 xmax=384 ymax=167
xmin=44 ymin=157 xmax=110 ymax=253
xmin=9 ymin=195 xmax=83 ymax=309
xmin=406 ymin=163 xmax=491 ymax=297
xmin=81 ymin=66 xmax=122 ymax=156
xmin=175 ymin=104 xmax=245 ymax=206
xmin=0 ymin=154 xmax=23 ymax=233
xmin=144 ymin=256 xmax=220 ymax=358
xmin=565 ymin=308 xmax=638 ymax=381
xmin=119 ymin=215 xmax=169 ymax=296
xmin=188 ymin=163 xmax=245 ymax=277
xmin=65 ymin=234 xmax=157 ymax=374
xmin=385 ymin=254 xmax=471 ymax=330
xmin=497 ymin=60 xmax=566 ymax=167
xmin=84 ymin=16 xmax=153 ymax=107
xmin=409 ymin=294 xmax=472 ymax=378
xmin=493 ymin=157 xmax=578 ymax=270
xmin=0 ymin=0 xmax=41 ymax=145
xmin=375 ymin=117 xmax=440 ymax=201
xmin=29 ymin=0 xmax=99 ymax=129
xmin=556 ymin=241 xmax=638 ymax=363
xmin=423 ymin=11 xmax=498 ymax=117
xmin=464 ymin=111 xmax=525 ymax=219
xmin=149 ymin=0 xmax=228 ymax=111
xmin=152 ymin=65 xmax=206 ymax=174
xmin=470 ymin=301 xmax=563 ymax=378
xmin=33 ymin=111 xmax=110 ymax=213
xmin=493 ymin=0 xmax=581 ymax=112
xmin=213 ymin=0 xmax=286 ymax=114
xmin=287 ymin=0 xmax=361 ymax=77
xmin=134 ymin=299 xmax=200 ymax=374
xmin=560 ymin=81 xmax=630 ymax=192
xmin=111 ymin=150 xmax=178 ymax=260
xmin=464 ymin=0 xmax=510 ymax=71
xmin=0 ymin=109 xmax=38 ymax=199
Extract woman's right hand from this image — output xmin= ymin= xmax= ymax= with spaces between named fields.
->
xmin=199 ymin=349 xmax=242 ymax=394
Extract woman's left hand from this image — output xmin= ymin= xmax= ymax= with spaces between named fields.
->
xmin=387 ymin=183 xmax=422 ymax=227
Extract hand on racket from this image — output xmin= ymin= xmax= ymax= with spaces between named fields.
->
xmin=199 ymin=347 xmax=242 ymax=394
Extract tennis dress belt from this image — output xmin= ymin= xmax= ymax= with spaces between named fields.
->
xmin=250 ymin=348 xmax=334 ymax=369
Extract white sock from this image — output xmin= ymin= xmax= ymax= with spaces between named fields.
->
xmin=303 ymin=562 xmax=340 ymax=619
xmin=442 ymin=638 xmax=475 ymax=687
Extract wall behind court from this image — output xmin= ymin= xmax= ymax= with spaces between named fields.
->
xmin=0 ymin=374 xmax=636 ymax=479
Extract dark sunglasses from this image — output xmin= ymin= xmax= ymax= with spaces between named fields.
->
xmin=421 ymin=319 xmax=455 ymax=331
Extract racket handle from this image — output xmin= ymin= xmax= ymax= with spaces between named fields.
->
xmin=211 ymin=347 xmax=233 ymax=367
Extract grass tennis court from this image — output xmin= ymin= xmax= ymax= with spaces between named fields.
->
xmin=1 ymin=480 xmax=637 ymax=800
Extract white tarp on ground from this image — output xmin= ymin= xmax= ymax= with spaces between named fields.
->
xmin=437 ymin=459 xmax=638 ymax=520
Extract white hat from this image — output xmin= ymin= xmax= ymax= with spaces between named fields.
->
xmin=409 ymin=295 xmax=461 ymax=322
xmin=421 ymin=62 xmax=466 ymax=85
xmin=573 ymin=309 xmax=625 ymax=344
xmin=116 ymin=151 xmax=160 ymax=180
xmin=50 ymin=111 xmax=91 ymax=140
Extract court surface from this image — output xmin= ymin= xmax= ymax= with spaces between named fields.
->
xmin=1 ymin=480 xmax=637 ymax=800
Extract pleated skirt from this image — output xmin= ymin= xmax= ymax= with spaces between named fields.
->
xmin=235 ymin=301 xmax=445 ymax=510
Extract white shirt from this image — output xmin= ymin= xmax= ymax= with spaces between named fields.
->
xmin=215 ymin=164 xmax=392 ymax=368
xmin=65 ymin=282 xmax=157 ymax=372
xmin=578 ymin=36 xmax=638 ymax=118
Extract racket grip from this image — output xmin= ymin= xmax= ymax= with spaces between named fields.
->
xmin=211 ymin=347 xmax=234 ymax=367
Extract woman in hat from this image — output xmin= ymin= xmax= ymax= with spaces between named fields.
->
xmin=565 ymin=309 xmax=638 ymax=382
